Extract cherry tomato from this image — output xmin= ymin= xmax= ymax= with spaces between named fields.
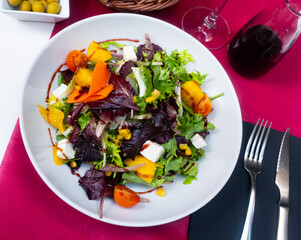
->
xmin=195 ymin=93 xmax=212 ymax=117
xmin=113 ymin=185 xmax=140 ymax=208
xmin=66 ymin=50 xmax=88 ymax=72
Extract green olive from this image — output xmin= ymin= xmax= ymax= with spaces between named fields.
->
xmin=46 ymin=2 xmax=60 ymax=14
xmin=19 ymin=1 xmax=31 ymax=11
xmin=8 ymin=0 xmax=22 ymax=7
xmin=32 ymin=1 xmax=45 ymax=12
xmin=40 ymin=0 xmax=48 ymax=9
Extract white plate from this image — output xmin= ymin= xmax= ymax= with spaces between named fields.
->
xmin=20 ymin=13 xmax=242 ymax=227
xmin=1 ymin=0 xmax=69 ymax=23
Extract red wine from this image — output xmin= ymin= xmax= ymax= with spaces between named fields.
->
xmin=227 ymin=25 xmax=283 ymax=77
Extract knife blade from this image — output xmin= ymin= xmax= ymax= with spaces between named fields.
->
xmin=275 ymin=128 xmax=290 ymax=240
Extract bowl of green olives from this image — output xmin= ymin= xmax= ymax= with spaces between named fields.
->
xmin=1 ymin=0 xmax=69 ymax=22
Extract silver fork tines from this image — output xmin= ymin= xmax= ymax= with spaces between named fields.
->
xmin=240 ymin=119 xmax=272 ymax=240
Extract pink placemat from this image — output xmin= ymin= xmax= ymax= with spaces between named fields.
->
xmin=0 ymin=120 xmax=189 ymax=239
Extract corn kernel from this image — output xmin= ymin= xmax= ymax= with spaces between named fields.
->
xmin=105 ymin=171 xmax=112 ymax=177
xmin=89 ymin=161 xmax=94 ymax=165
xmin=70 ymin=161 xmax=77 ymax=168
xmin=145 ymin=96 xmax=155 ymax=103
xmin=179 ymin=143 xmax=188 ymax=150
xmin=118 ymin=129 xmax=129 ymax=138
xmin=185 ymin=147 xmax=192 ymax=156
xmin=117 ymin=134 xmax=124 ymax=140
xmin=125 ymin=133 xmax=132 ymax=140
xmin=151 ymin=89 xmax=161 ymax=98
xmin=115 ymin=139 xmax=120 ymax=146
xmin=156 ymin=188 xmax=166 ymax=197
xmin=133 ymin=96 xmax=138 ymax=103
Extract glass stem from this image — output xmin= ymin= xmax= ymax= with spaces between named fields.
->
xmin=203 ymin=0 xmax=229 ymax=29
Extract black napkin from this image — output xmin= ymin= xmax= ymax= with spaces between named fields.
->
xmin=188 ymin=121 xmax=301 ymax=240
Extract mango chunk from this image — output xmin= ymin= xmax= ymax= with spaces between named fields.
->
xmin=181 ymin=81 xmax=204 ymax=111
xmin=52 ymin=146 xmax=66 ymax=165
xmin=124 ymin=155 xmax=162 ymax=183
xmin=73 ymin=68 xmax=93 ymax=87
xmin=38 ymin=105 xmax=65 ymax=133
xmin=87 ymin=41 xmax=112 ymax=63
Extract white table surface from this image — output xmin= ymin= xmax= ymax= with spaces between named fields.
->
xmin=0 ymin=13 xmax=54 ymax=165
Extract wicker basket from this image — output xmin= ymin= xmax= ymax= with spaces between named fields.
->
xmin=99 ymin=0 xmax=179 ymax=12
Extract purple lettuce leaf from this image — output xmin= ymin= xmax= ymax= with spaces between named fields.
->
xmin=78 ymin=166 xmax=121 ymax=218
xmin=121 ymin=123 xmax=161 ymax=159
xmin=120 ymin=97 xmax=179 ymax=159
xmin=71 ymin=117 xmax=102 ymax=162
xmin=88 ymin=93 xmax=139 ymax=111
xmin=78 ymin=166 xmax=106 ymax=200
xmin=136 ymin=34 xmax=163 ymax=62
xmin=60 ymin=69 xmax=74 ymax=85
xmin=148 ymin=97 xmax=179 ymax=144
xmin=66 ymin=103 xmax=85 ymax=126
xmin=119 ymin=61 xmax=136 ymax=78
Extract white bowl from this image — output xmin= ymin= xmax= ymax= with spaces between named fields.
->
xmin=20 ymin=13 xmax=242 ymax=227
xmin=1 ymin=0 xmax=69 ymax=22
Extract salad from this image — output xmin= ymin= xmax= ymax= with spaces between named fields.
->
xmin=38 ymin=34 xmax=220 ymax=217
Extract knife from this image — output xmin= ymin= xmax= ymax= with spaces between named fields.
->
xmin=275 ymin=128 xmax=290 ymax=240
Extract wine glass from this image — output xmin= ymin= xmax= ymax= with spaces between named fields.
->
xmin=181 ymin=0 xmax=230 ymax=50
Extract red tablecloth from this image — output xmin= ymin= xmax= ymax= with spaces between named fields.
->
xmin=1 ymin=0 xmax=300 ymax=239
xmin=53 ymin=0 xmax=301 ymax=137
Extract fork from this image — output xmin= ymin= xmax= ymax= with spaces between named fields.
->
xmin=240 ymin=119 xmax=272 ymax=240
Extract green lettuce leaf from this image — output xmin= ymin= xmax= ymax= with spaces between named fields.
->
xmin=177 ymin=113 xmax=205 ymax=139
xmin=51 ymin=99 xmax=73 ymax=118
xmin=183 ymin=176 xmax=197 ymax=185
xmin=162 ymin=137 xmax=178 ymax=159
xmin=78 ymin=111 xmax=92 ymax=130
xmin=122 ymin=167 xmax=165 ymax=188
xmin=99 ymin=41 xmax=127 ymax=49
xmin=163 ymin=156 xmax=183 ymax=182
xmin=179 ymin=158 xmax=198 ymax=184
xmin=105 ymin=134 xmax=123 ymax=167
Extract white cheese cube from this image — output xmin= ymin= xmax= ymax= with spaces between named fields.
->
xmin=123 ymin=46 xmax=137 ymax=62
xmin=52 ymin=84 xmax=68 ymax=99
xmin=140 ymin=140 xmax=164 ymax=162
xmin=56 ymin=139 xmax=75 ymax=159
xmin=190 ymin=134 xmax=207 ymax=149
